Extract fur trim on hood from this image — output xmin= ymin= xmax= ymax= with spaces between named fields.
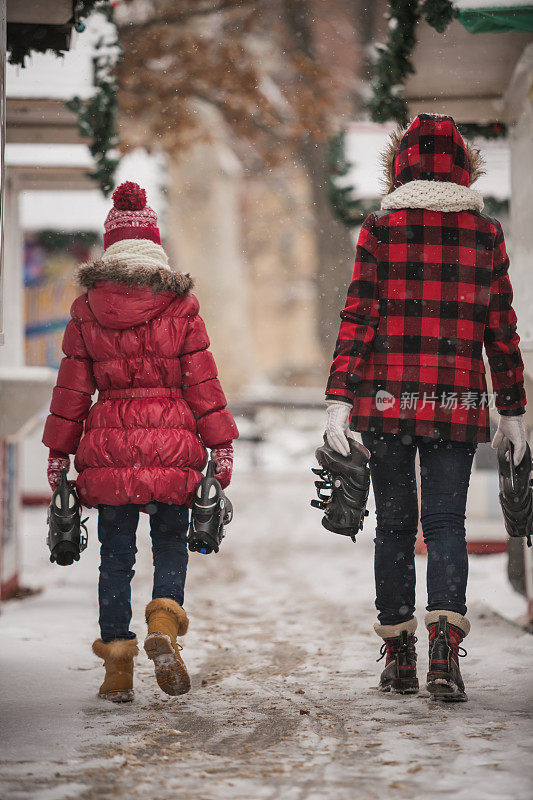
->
xmin=76 ymin=259 xmax=194 ymax=296
xmin=380 ymin=119 xmax=485 ymax=194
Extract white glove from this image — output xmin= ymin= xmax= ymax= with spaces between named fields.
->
xmin=491 ymin=414 xmax=527 ymax=465
xmin=326 ymin=401 xmax=352 ymax=456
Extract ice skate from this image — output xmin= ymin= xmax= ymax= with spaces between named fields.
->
xmin=92 ymin=638 xmax=138 ymax=703
xmin=47 ymin=469 xmax=88 ymax=566
xmin=311 ymin=436 xmax=371 ymax=540
xmin=497 ymin=438 xmax=533 ymax=547
xmin=144 ymin=598 xmax=191 ymax=696
xmin=188 ymin=459 xmax=233 ymax=554
xmin=426 ymin=612 xmax=469 ymax=702
xmin=375 ymin=619 xmax=419 ymax=694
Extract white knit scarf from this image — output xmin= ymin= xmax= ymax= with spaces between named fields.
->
xmin=101 ymin=239 xmax=170 ymax=270
xmin=381 ymin=180 xmax=484 ymax=213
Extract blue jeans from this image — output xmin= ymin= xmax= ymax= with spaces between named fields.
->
xmin=98 ymin=502 xmax=189 ymax=643
xmin=361 ymin=433 xmax=476 ymax=626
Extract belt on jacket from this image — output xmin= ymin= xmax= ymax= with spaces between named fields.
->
xmin=98 ymin=387 xmax=183 ymax=400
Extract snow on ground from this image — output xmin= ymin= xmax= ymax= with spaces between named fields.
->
xmin=1 ymin=455 xmax=532 ymax=800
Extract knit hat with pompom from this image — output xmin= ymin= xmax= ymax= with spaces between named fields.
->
xmin=103 ymin=182 xmax=161 ymax=250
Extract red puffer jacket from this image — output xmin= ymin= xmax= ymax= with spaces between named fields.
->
xmin=42 ymin=261 xmax=239 ymax=507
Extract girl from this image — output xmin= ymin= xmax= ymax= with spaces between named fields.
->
xmin=325 ymin=114 xmax=526 ymax=701
xmin=44 ymin=182 xmax=238 ymax=702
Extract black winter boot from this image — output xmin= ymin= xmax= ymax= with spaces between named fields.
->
xmin=375 ymin=619 xmax=419 ymax=694
xmin=426 ymin=611 xmax=470 ymax=702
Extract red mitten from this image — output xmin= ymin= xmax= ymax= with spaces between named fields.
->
xmin=211 ymin=443 xmax=233 ymax=490
xmin=47 ymin=449 xmax=70 ymax=491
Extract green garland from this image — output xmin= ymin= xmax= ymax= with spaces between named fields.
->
xmin=368 ymin=0 xmax=506 ymax=139
xmin=327 ymin=132 xmax=378 ymax=229
xmin=8 ymin=0 xmax=120 ymax=196
xmin=483 ymin=196 xmax=509 ymax=217
xmin=33 ymin=230 xmax=101 ymax=253
xmin=7 ymin=1 xmax=100 ymax=66
xmin=367 ymin=1 xmax=423 ymax=127
xmin=65 ymin=3 xmax=121 ymax=196
xmin=423 ymin=0 xmax=457 ymax=33
xmin=458 ymin=122 xmax=507 ymax=140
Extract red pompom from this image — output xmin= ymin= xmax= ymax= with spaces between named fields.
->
xmin=112 ymin=182 xmax=147 ymax=211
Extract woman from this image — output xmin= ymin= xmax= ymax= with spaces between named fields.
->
xmin=43 ymin=182 xmax=238 ymax=702
xmin=325 ymin=114 xmax=526 ymax=701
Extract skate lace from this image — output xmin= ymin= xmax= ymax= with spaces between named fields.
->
xmin=80 ymin=517 xmax=89 ymax=552
xmin=311 ymin=467 xmax=332 ymax=507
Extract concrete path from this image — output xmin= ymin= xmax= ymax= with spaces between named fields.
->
xmin=1 ymin=470 xmax=532 ymax=800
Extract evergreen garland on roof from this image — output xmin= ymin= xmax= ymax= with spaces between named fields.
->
xmin=66 ymin=2 xmax=122 ymax=197
xmin=327 ymin=132 xmax=378 ymax=230
xmin=368 ymin=0 xmax=506 ymax=139
xmin=8 ymin=1 xmax=120 ymax=196
xmin=7 ymin=1 xmax=101 ymax=66
xmin=66 ymin=3 xmax=121 ymax=197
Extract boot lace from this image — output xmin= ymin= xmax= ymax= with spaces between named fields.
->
xmin=376 ymin=643 xmax=387 ymax=663
xmin=431 ymin=626 xmax=468 ymax=659
xmin=377 ymin=635 xmax=417 ymax=662
xmin=447 ymin=626 xmax=467 ymax=658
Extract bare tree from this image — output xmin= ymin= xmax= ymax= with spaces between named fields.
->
xmin=284 ymin=0 xmax=360 ymax=348
xmin=116 ymin=0 xmax=339 ymax=162
xmin=116 ymin=0 xmax=367 ymax=354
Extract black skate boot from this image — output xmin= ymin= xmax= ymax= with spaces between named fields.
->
xmin=311 ymin=437 xmax=371 ymax=541
xmin=375 ymin=621 xmax=419 ymax=694
xmin=47 ymin=469 xmax=88 ymax=566
xmin=426 ymin=612 xmax=469 ymax=702
xmin=497 ymin=438 xmax=533 ymax=547
xmin=188 ymin=459 xmax=233 ymax=554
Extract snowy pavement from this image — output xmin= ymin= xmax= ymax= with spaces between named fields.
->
xmin=1 ymin=466 xmax=532 ymax=800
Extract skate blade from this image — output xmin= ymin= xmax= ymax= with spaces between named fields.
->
xmin=427 ymin=679 xmax=467 ymax=703
xmin=144 ymin=633 xmax=191 ymax=697
xmin=98 ymin=689 xmax=134 ymax=703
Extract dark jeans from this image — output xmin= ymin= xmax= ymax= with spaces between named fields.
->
xmin=361 ymin=432 xmax=476 ymax=626
xmin=98 ymin=502 xmax=189 ymax=643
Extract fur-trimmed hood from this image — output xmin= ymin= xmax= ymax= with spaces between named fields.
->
xmin=381 ymin=114 xmax=484 ymax=194
xmin=76 ymin=259 xmax=194 ymax=296
xmin=76 ymin=260 xmax=195 ymax=330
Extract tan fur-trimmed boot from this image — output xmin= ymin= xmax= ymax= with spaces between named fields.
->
xmin=426 ymin=611 xmax=470 ymax=702
xmin=374 ymin=618 xmax=419 ymax=694
xmin=144 ymin=598 xmax=191 ymax=696
xmin=92 ymin=637 xmax=139 ymax=703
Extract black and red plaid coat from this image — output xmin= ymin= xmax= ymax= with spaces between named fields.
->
xmin=326 ymin=115 xmax=526 ymax=444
